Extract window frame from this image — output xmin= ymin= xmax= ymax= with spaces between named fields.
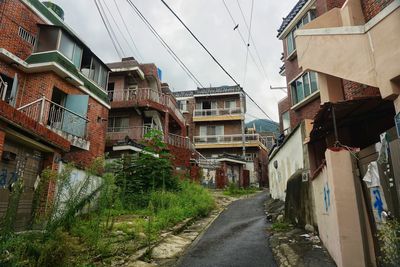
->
xmin=285 ymin=9 xmax=316 ymax=57
xmin=290 ymin=71 xmax=319 ymax=105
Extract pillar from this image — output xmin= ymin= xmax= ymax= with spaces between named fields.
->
xmin=317 ymin=73 xmax=344 ymax=104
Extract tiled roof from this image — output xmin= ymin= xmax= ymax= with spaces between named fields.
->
xmin=173 ymin=85 xmax=242 ymax=98
xmin=277 ymin=0 xmax=308 ymax=37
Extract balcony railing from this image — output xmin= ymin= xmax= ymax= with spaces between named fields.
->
xmin=17 ymin=96 xmax=89 ymax=139
xmin=108 ymin=88 xmax=185 ymax=124
xmin=194 ymin=134 xmax=268 ymax=147
xmin=107 ymin=126 xmax=192 ymax=149
xmin=193 ymin=108 xmax=242 ymax=117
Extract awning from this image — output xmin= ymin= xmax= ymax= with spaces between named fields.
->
xmin=310 ymin=98 xmax=395 ymax=143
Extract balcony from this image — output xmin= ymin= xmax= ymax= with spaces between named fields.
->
xmin=107 ymin=126 xmax=192 ymax=150
xmin=295 ymin=1 xmax=400 ymax=99
xmin=108 ymin=88 xmax=185 ymax=126
xmin=193 ymin=108 xmax=244 ymax=122
xmin=193 ymin=134 xmax=268 ymax=150
xmin=17 ymin=96 xmax=90 ymax=150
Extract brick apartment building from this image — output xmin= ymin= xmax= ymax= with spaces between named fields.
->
xmin=0 ymin=0 xmax=110 ymax=230
xmin=174 ymin=86 xmax=269 ymax=188
xmin=270 ymin=0 xmax=400 ymax=266
xmin=105 ymin=57 xmax=197 ymax=178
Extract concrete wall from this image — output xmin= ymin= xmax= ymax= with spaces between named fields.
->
xmin=312 ymin=149 xmax=371 ymax=267
xmin=269 ymin=125 xmax=305 ymax=200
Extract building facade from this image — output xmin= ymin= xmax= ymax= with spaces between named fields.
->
xmin=271 ymin=0 xmax=400 ymax=266
xmin=174 ymin=86 xmax=269 ymax=187
xmin=105 ymin=57 xmax=197 ymax=178
xmin=0 ymin=0 xmax=110 ymax=230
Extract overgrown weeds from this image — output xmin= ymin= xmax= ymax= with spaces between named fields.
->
xmin=223 ymin=182 xmax=258 ymax=197
xmin=378 ymin=219 xmax=400 ymax=266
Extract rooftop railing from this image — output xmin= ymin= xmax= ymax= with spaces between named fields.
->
xmin=193 ymin=107 xmax=242 ymax=117
xmin=194 ymin=134 xmax=268 ymax=148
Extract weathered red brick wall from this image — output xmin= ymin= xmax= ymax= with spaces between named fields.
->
xmin=342 ymin=80 xmax=381 ymax=100
xmin=0 ymin=0 xmax=43 ymax=60
xmin=0 ymin=130 xmax=5 ymax=159
xmin=361 ymin=0 xmax=394 ymax=21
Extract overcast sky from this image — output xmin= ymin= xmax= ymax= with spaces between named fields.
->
xmin=52 ymin=0 xmax=297 ymax=122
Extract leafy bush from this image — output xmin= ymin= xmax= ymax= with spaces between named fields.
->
xmin=271 ymin=221 xmax=292 ymax=232
xmin=223 ymin=182 xmax=258 ymax=197
xmin=378 ymin=219 xmax=400 ymax=266
xmin=114 ymin=130 xmax=180 ymax=209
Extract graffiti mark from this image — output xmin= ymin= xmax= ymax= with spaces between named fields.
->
xmin=373 ymin=188 xmax=384 ymax=220
xmin=324 ymin=183 xmax=331 ymax=213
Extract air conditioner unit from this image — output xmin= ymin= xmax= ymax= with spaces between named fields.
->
xmin=2 ymin=151 xmax=17 ymax=162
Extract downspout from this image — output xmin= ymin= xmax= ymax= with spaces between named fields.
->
xmin=241 ymin=91 xmax=246 ymax=158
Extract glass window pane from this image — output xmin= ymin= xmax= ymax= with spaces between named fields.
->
xmin=90 ymin=58 xmax=100 ymax=81
xmin=36 ymin=27 xmax=59 ymax=52
xmin=282 ymin=111 xmax=290 ymax=131
xmin=310 ymin=9 xmax=317 ymax=20
xmin=303 ymin=73 xmax=311 ymax=97
xmin=310 ymin=72 xmax=318 ymax=93
xmin=59 ymin=33 xmax=75 ymax=60
xmin=199 ymin=126 xmax=207 ymax=136
xmin=287 ymin=31 xmax=295 ymax=54
xmin=291 ymin=84 xmax=298 ymax=104
xmin=216 ymin=126 xmax=224 ymax=135
xmin=296 ymin=77 xmax=304 ymax=102
xmin=208 ymin=126 xmax=216 ymax=136
xmin=302 ymin=13 xmax=309 ymax=25
xmin=72 ymin=45 xmax=82 ymax=68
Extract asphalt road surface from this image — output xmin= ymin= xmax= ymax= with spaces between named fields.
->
xmin=177 ymin=192 xmax=276 ymax=267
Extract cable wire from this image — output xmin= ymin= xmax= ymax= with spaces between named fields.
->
xmin=93 ymin=0 xmax=124 ymax=58
xmin=112 ymin=0 xmax=144 ymax=61
xmin=236 ymin=0 xmax=271 ymax=84
xmin=242 ymin=0 xmax=254 ymax=88
xmin=160 ymin=0 xmax=274 ymax=121
xmin=126 ymin=0 xmax=204 ymax=88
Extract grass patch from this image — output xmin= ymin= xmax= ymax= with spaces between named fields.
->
xmin=271 ymin=221 xmax=292 ymax=232
xmin=0 ymin=180 xmax=215 ymax=266
xmin=223 ymin=183 xmax=259 ymax=197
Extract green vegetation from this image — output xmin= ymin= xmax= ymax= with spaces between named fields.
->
xmin=0 ymin=130 xmax=215 ymax=266
xmin=223 ymin=182 xmax=258 ymax=197
xmin=271 ymin=221 xmax=292 ymax=232
xmin=378 ymin=219 xmax=400 ymax=266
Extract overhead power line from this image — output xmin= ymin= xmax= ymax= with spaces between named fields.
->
xmin=93 ymin=0 xmax=124 ymax=58
xmin=236 ymin=0 xmax=271 ymax=84
xmin=222 ymin=0 xmax=267 ymax=86
xmin=242 ymin=0 xmax=254 ymax=88
xmin=160 ymin=0 xmax=273 ymax=121
xmin=125 ymin=0 xmax=204 ymax=88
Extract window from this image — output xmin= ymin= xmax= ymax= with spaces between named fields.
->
xmin=108 ymin=117 xmax=129 ymax=132
xmin=36 ymin=27 xmax=59 ymax=52
xmin=199 ymin=125 xmax=224 ymax=136
xmin=18 ymin=27 xmax=36 ymax=46
xmin=59 ymin=32 xmax=82 ymax=67
xmin=108 ymin=82 xmax=115 ymax=101
xmin=245 ymin=153 xmax=257 ymax=162
xmin=286 ymin=9 xmax=316 ymax=56
xmin=87 ymin=57 xmax=108 ymax=89
xmin=225 ymin=100 xmax=237 ymax=109
xmin=282 ymin=111 xmax=291 ymax=135
xmin=291 ymin=72 xmax=318 ymax=105
xmin=177 ymin=100 xmax=188 ymax=112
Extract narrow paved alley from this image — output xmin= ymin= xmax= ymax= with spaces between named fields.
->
xmin=177 ymin=192 xmax=276 ymax=267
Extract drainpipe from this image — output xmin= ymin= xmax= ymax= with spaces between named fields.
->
xmin=331 ymin=105 xmax=339 ymax=147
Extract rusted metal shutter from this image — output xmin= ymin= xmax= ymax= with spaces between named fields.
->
xmin=0 ymin=139 xmax=43 ymax=231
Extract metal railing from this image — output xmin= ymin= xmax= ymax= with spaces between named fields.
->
xmin=193 ymin=107 xmax=242 ymax=117
xmin=17 ymin=96 xmax=89 ymax=139
xmin=0 ymin=76 xmax=8 ymax=101
xmin=107 ymin=126 xmax=192 ymax=149
xmin=194 ymin=134 xmax=268 ymax=147
xmin=108 ymin=88 xmax=185 ymax=124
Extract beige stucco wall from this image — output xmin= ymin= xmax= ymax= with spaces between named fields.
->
xmin=312 ymin=149 xmax=368 ymax=267
xmin=269 ymin=125 xmax=304 ymax=201
xmin=296 ymin=2 xmax=400 ymax=99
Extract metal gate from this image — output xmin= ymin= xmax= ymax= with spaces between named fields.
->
xmin=0 ymin=139 xmax=43 ymax=231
